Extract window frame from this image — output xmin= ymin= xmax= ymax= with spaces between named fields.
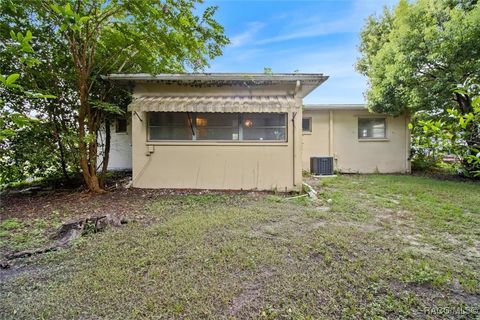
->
xmin=302 ymin=117 xmax=312 ymax=133
xmin=357 ymin=116 xmax=388 ymax=141
xmin=147 ymin=112 xmax=288 ymax=143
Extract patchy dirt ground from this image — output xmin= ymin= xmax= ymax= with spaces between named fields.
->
xmin=1 ymin=175 xmax=479 ymax=319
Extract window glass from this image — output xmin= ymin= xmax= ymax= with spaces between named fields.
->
xmin=302 ymin=118 xmax=311 ymax=132
xmin=195 ymin=113 xmax=239 ymax=140
xmin=358 ymin=118 xmax=386 ymax=139
xmin=150 ymin=112 xmax=190 ymax=126
xmin=242 ymin=113 xmax=286 ymax=127
xmin=116 ymin=118 xmax=127 ymax=133
xmin=149 ymin=112 xmax=193 ymax=140
xmin=242 ymin=113 xmax=287 ymax=141
xmin=147 ymin=112 xmax=287 ymax=142
xmin=243 ymin=128 xmax=286 ymax=141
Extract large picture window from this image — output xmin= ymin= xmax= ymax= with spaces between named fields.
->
xmin=148 ymin=112 xmax=287 ymax=142
xmin=358 ymin=117 xmax=386 ymax=139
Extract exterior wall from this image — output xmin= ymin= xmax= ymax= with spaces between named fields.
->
xmin=302 ymin=110 xmax=330 ymax=168
xmin=131 ymin=83 xmax=303 ymax=191
xmin=302 ymin=109 xmax=410 ymax=173
xmin=98 ymin=118 xmax=132 ymax=171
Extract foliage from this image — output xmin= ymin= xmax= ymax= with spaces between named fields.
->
xmin=0 ymin=116 xmax=77 ymax=185
xmin=0 ymin=30 xmax=68 ymax=186
xmin=357 ymin=0 xmax=480 ymax=176
xmin=0 ymin=0 xmax=228 ymax=191
xmin=414 ymin=83 xmax=480 ymax=176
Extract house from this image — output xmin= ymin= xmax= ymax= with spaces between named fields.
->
xmin=102 ymin=73 xmax=410 ymax=191
xmin=302 ymin=104 xmax=411 ymax=174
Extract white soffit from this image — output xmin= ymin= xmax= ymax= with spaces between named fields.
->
xmin=129 ymin=96 xmax=295 ymax=113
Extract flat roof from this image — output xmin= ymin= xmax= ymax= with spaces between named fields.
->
xmin=304 ymin=104 xmax=366 ymax=110
xmin=103 ymin=72 xmax=327 ymax=82
xmin=103 ymin=73 xmax=328 ymax=98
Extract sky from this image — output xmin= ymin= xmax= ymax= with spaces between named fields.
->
xmin=202 ymin=0 xmax=397 ymax=104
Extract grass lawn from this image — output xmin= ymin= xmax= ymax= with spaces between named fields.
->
xmin=1 ymin=175 xmax=479 ymax=319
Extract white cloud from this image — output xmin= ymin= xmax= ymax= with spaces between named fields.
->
xmin=254 ymin=0 xmax=396 ymax=45
xmin=256 ymin=19 xmax=356 ymax=45
xmin=229 ymin=21 xmax=265 ymax=47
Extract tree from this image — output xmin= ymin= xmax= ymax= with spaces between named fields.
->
xmin=1 ymin=0 xmax=228 ymax=192
xmin=415 ymin=82 xmax=480 ymax=177
xmin=357 ymin=0 xmax=480 ymax=175
xmin=0 ymin=14 xmax=80 ymax=184
xmin=0 ymin=30 xmax=63 ymax=186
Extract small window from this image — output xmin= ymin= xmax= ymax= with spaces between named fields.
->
xmin=242 ymin=113 xmax=287 ymax=141
xmin=358 ymin=118 xmax=386 ymax=139
xmin=302 ymin=118 xmax=312 ymax=132
xmin=116 ymin=118 xmax=127 ymax=133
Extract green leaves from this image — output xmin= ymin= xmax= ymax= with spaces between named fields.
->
xmin=50 ymin=3 xmax=91 ymax=33
xmin=0 ymin=73 xmax=20 ymax=88
xmin=357 ymin=1 xmax=480 ymax=115
xmin=5 ymin=73 xmax=19 ymax=85
xmin=90 ymin=100 xmax=124 ymax=115
xmin=414 ymin=83 xmax=480 ymax=177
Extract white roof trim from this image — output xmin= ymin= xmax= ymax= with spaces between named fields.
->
xmin=304 ymin=104 xmax=366 ymax=110
xmin=104 ymin=73 xmax=327 ymax=82
xmin=129 ymin=95 xmax=295 ymax=113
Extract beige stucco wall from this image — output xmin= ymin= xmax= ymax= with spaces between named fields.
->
xmin=302 ymin=109 xmax=410 ymax=173
xmin=131 ymin=83 xmax=303 ymax=191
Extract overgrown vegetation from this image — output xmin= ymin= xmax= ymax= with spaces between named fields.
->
xmin=0 ymin=0 xmax=229 ymax=191
xmin=1 ymin=175 xmax=478 ymax=318
xmin=357 ymin=0 xmax=480 ymax=177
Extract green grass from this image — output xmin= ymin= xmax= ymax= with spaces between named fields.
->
xmin=0 ymin=213 xmax=63 ymax=253
xmin=1 ymin=175 xmax=479 ymax=319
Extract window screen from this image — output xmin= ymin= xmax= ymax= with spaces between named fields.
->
xmin=147 ymin=112 xmax=287 ymax=142
xmin=195 ymin=113 xmax=239 ymax=140
xmin=302 ymin=118 xmax=312 ymax=132
xmin=149 ymin=112 xmax=193 ymax=140
xmin=242 ymin=113 xmax=287 ymax=141
xmin=358 ymin=118 xmax=386 ymax=139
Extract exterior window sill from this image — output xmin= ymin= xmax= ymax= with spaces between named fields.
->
xmin=146 ymin=141 xmax=289 ymax=147
xmin=302 ymin=132 xmax=312 ymax=135
xmin=358 ymin=138 xmax=389 ymax=142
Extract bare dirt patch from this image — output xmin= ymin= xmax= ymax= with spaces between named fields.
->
xmin=228 ymin=268 xmax=274 ymax=317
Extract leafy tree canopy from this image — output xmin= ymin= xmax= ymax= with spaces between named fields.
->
xmin=357 ymin=0 xmax=480 ymax=115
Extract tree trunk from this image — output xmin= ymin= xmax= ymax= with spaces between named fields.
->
xmin=52 ymin=106 xmax=70 ymax=182
xmin=46 ymin=105 xmax=70 ymax=182
xmin=454 ymin=92 xmax=473 ymax=114
xmin=454 ymin=92 xmax=480 ymax=174
xmin=99 ymin=118 xmax=111 ymax=189
xmin=77 ymin=75 xmax=105 ymax=193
